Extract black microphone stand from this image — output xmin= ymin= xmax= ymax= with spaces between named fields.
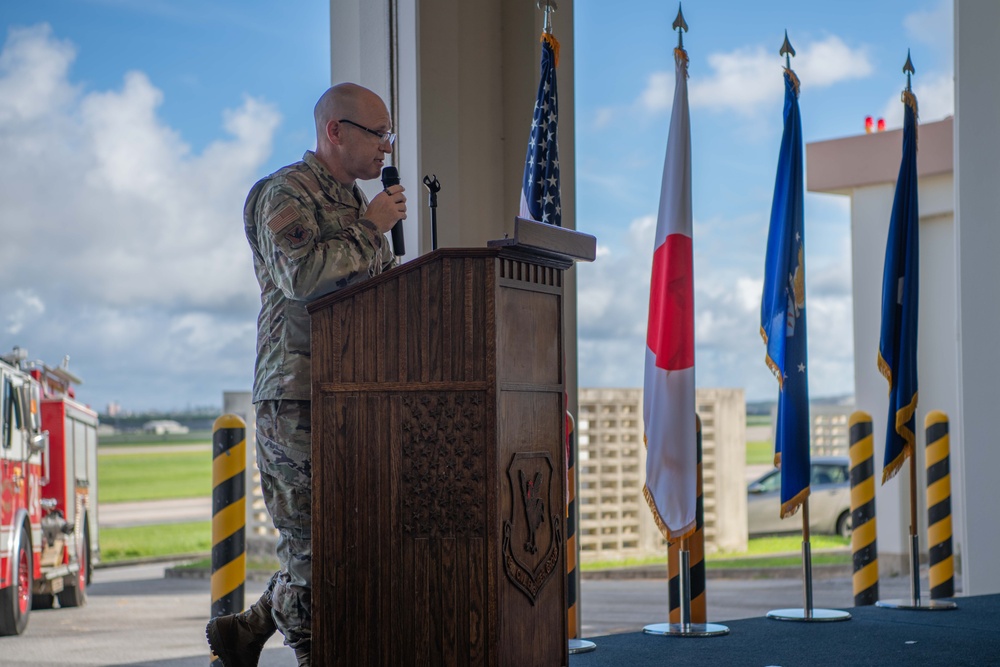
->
xmin=423 ymin=174 xmax=441 ymax=251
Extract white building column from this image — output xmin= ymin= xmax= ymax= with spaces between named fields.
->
xmin=954 ymin=0 xmax=1000 ymax=596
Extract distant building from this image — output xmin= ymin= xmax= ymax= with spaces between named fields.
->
xmin=575 ymin=388 xmax=747 ymax=563
xmin=142 ymin=419 xmax=189 ymax=435
xmin=810 ymin=404 xmax=853 ymax=457
xmin=767 ymin=400 xmax=855 ymax=457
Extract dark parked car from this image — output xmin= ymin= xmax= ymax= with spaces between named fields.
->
xmin=747 ymin=456 xmax=852 ymax=538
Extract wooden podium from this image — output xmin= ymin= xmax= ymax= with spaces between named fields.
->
xmin=307 ymin=227 xmax=593 ymax=666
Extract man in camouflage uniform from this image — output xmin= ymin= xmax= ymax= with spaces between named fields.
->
xmin=206 ymin=83 xmax=405 ymax=667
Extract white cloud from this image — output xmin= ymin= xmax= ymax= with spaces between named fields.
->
xmin=577 ymin=209 xmax=854 ymax=401
xmin=0 ymin=24 xmax=280 ymax=409
xmin=0 ymin=24 xmax=77 ymax=123
xmin=905 ymin=0 xmax=954 ymax=57
xmin=591 ymin=107 xmax=616 ymax=130
xmin=639 ymin=36 xmax=873 ymax=115
xmin=638 ymin=71 xmax=676 ymax=113
xmin=2 ymin=290 xmax=45 ymax=335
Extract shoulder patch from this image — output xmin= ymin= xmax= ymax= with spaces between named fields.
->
xmin=284 ymin=224 xmax=314 ymax=250
xmin=268 ymin=205 xmax=301 ymax=234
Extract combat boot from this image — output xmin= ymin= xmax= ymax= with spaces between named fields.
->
xmin=206 ymin=593 xmax=277 ymax=667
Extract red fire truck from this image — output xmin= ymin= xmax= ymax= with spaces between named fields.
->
xmin=0 ymin=347 xmax=99 ymax=635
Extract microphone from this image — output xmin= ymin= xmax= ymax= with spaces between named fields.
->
xmin=380 ymin=166 xmax=405 ymax=257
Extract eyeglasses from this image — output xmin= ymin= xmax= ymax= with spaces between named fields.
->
xmin=339 ymin=118 xmax=396 ymax=146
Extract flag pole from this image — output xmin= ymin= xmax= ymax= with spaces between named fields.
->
xmin=878 ymin=426 xmax=955 ymax=609
xmin=533 ymin=2 xmax=597 ymax=653
xmin=537 ymin=0 xmax=556 ymax=35
xmin=643 ymin=427 xmax=728 ymax=637
xmin=768 ymin=483 xmax=849 ymax=621
xmin=761 ymin=34 xmax=849 ymax=622
xmin=679 ymin=536 xmax=691 ymax=629
xmin=873 ymin=51 xmax=955 ymax=613
xmin=902 ymin=53 xmax=922 ymax=607
xmin=802 ymin=499 xmax=813 ymax=618
xmin=642 ymin=4 xmax=730 ymax=640
xmin=908 ymin=451 xmax=920 ymax=603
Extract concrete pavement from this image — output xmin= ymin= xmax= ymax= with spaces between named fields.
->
xmin=99 ymin=497 xmax=212 ymax=529
xmin=0 ymin=560 xmax=931 ymax=665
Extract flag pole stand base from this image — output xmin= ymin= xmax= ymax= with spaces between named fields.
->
xmin=642 ymin=548 xmax=729 ymax=637
xmin=876 ymin=535 xmax=957 ymax=611
xmin=568 ymin=639 xmax=597 ymax=654
xmin=642 ymin=622 xmax=730 ymax=637
xmin=875 ymin=598 xmax=957 ymax=611
xmin=766 ymin=608 xmax=852 ymax=622
xmin=767 ymin=526 xmax=851 ymax=622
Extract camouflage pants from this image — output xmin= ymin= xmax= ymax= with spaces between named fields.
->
xmin=255 ymin=400 xmax=312 ymax=650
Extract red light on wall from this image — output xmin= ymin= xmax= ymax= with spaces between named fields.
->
xmin=877 ymin=118 xmax=886 ymax=132
xmin=865 ymin=116 xmax=874 ymax=134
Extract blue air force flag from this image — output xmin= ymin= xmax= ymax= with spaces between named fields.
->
xmin=760 ymin=69 xmax=811 ymax=519
xmin=878 ymin=89 xmax=919 ymax=484
xmin=519 ymin=32 xmax=562 ymax=227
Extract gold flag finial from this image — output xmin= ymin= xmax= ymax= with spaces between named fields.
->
xmin=673 ymin=4 xmax=688 ymax=49
xmin=536 ymin=0 xmax=558 ymax=35
xmin=780 ymin=30 xmax=796 ymax=69
xmin=903 ymin=49 xmax=915 ymax=92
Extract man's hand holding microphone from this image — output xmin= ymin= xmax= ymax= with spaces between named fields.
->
xmin=363 ymin=166 xmax=407 ymax=256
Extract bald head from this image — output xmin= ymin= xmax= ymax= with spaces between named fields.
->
xmin=315 ymin=83 xmax=383 ymax=141
xmin=313 ymin=83 xmax=392 ymax=185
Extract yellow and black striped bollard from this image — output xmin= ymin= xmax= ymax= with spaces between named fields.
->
xmin=668 ymin=414 xmax=705 ymax=623
xmin=925 ymin=411 xmax=955 ymax=599
xmin=849 ymin=411 xmax=879 ymax=605
xmin=210 ymin=414 xmax=247 ymax=666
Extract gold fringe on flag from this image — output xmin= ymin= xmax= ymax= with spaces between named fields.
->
xmin=902 ymin=89 xmax=919 ymax=147
xmin=784 ymin=67 xmax=801 ymax=97
xmin=780 ymin=485 xmax=810 ymax=519
xmin=643 ymin=483 xmax=697 ymax=542
xmin=877 ymin=350 xmax=893 ymax=389
xmin=674 ymin=46 xmax=689 ymax=77
xmin=882 ymin=390 xmax=918 ymax=484
xmin=760 ymin=326 xmax=784 ymax=391
xmin=541 ymin=32 xmax=560 ymax=67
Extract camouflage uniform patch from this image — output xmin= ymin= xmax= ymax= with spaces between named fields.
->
xmin=254 ymin=400 xmax=311 ymax=487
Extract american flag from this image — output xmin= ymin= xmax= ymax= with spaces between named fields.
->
xmin=519 ymin=34 xmax=561 ymax=227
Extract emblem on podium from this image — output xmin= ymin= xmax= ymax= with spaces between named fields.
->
xmin=503 ymin=452 xmax=561 ymax=604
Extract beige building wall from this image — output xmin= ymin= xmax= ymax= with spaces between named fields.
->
xmin=576 ymin=388 xmax=746 ymax=563
xmin=811 ymin=404 xmax=853 ymax=457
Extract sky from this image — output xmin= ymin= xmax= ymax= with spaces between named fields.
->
xmin=0 ymin=0 xmax=954 ymax=412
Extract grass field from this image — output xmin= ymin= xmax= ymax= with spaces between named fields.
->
xmin=745 ymin=440 xmax=775 ymax=466
xmin=99 ymin=521 xmax=211 ymax=562
xmin=98 ymin=450 xmax=212 ymax=503
xmin=579 ymin=535 xmax=848 ymax=571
